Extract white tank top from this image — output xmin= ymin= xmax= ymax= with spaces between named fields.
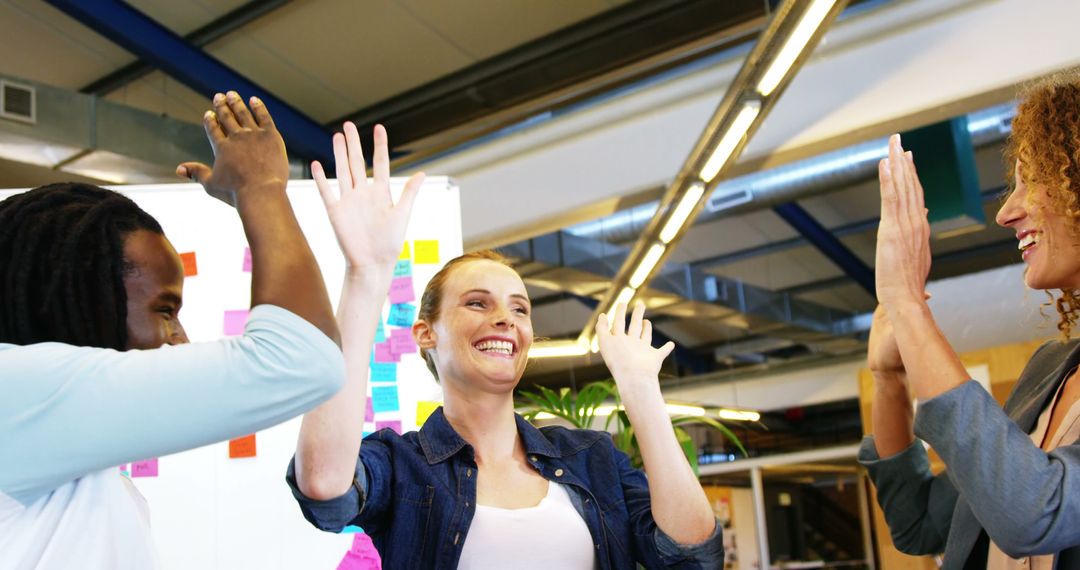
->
xmin=458 ymin=481 xmax=597 ymax=570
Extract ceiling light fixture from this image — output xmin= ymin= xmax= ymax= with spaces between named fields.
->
xmin=528 ymin=338 xmax=589 ymax=359
xmin=659 ymin=182 xmax=706 ymax=244
xmin=628 ymin=244 xmax=666 ymax=289
xmin=605 ymin=286 xmax=638 ymax=324
xmin=756 ymin=0 xmax=838 ymax=96
xmin=699 ymin=101 xmax=761 ymax=183
xmin=717 ymin=408 xmax=762 ymax=422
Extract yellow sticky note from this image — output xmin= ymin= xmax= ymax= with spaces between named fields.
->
xmin=416 ymin=401 xmax=440 ymax=426
xmin=414 ymin=240 xmax=440 ymax=264
xmin=399 ymin=242 xmax=411 ymax=260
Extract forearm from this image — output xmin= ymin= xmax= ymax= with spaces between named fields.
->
xmin=871 ymin=371 xmax=916 ymax=458
xmin=886 ymin=301 xmax=969 ymax=401
xmin=237 ymin=188 xmax=340 ymax=345
xmin=296 ymin=267 xmax=391 ymax=499
xmin=620 ymin=381 xmax=716 ymax=544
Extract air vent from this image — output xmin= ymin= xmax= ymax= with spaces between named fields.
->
xmin=1 ymin=80 xmax=36 ymax=124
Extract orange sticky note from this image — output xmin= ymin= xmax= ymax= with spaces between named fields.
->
xmin=180 ymin=252 xmax=198 ymax=277
xmin=229 ymin=434 xmax=257 ymax=458
xmin=416 ymin=401 xmax=440 ymax=426
xmin=413 ymin=240 xmax=439 ymax=264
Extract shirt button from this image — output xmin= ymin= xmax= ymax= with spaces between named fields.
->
xmin=554 ymin=468 xmax=564 ymax=477
xmin=466 ymin=468 xmax=473 ymax=478
xmin=454 ymin=532 xmax=461 ymax=545
xmin=529 ymin=455 xmax=537 ymax=462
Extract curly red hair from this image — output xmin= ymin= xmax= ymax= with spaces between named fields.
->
xmin=1005 ymin=70 xmax=1080 ymax=338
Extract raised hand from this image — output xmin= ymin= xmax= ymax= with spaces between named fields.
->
xmin=596 ymin=301 xmax=675 ymax=396
xmin=313 ymin=122 xmax=424 ymax=270
xmin=177 ymin=91 xmax=289 ymax=207
xmin=875 ymin=134 xmax=933 ymax=308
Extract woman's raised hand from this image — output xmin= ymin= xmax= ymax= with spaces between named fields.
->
xmin=875 ymin=134 xmax=932 ymax=308
xmin=596 ymin=302 xmax=675 ymax=396
xmin=313 ymin=122 xmax=425 ymax=270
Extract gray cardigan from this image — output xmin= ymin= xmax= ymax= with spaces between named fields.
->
xmin=860 ymin=339 xmax=1080 ymax=570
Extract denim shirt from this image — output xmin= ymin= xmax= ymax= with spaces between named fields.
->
xmin=286 ymin=408 xmax=723 ymax=569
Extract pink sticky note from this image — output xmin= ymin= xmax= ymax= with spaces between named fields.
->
xmin=365 ymin=396 xmax=374 ymax=422
xmin=131 ymin=458 xmax=158 ymax=478
xmin=376 ymin=420 xmax=402 ymax=434
xmin=223 ymin=310 xmax=249 ymax=336
xmin=374 ymin=341 xmax=398 ymax=363
xmin=390 ymin=327 xmax=417 ymax=354
xmin=338 ymin=532 xmax=382 ymax=569
xmin=242 ymin=247 xmax=252 ymax=272
xmin=388 ymin=276 xmax=415 ymax=304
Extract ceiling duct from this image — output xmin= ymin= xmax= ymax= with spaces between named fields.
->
xmin=567 ymin=102 xmax=1017 ymax=244
xmin=0 ymin=73 xmax=212 ymax=184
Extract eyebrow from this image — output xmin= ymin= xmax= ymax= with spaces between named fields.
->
xmin=158 ymin=292 xmax=183 ymax=307
xmin=462 ymin=289 xmax=531 ymax=305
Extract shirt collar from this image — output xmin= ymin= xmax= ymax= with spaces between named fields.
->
xmin=418 ymin=407 xmax=558 ymax=465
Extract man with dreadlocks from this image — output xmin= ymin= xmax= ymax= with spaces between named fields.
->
xmin=0 ymin=92 xmax=345 ymax=569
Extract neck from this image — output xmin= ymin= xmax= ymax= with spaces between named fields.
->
xmin=441 ymin=385 xmax=522 ymax=465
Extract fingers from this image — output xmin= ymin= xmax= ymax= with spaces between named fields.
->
xmin=372 ymin=124 xmax=391 ymax=188
xmin=202 ymin=109 xmax=226 ymax=148
xmin=176 ymin=162 xmax=211 ymax=184
xmin=611 ymin=302 xmax=628 ymax=336
xmin=396 ymin=171 xmax=426 ymax=219
xmin=627 ymin=301 xmax=645 ymax=339
xmin=343 ymin=122 xmax=368 ymax=189
xmin=213 ymin=92 xmax=242 ymax=134
xmin=249 ymin=96 xmax=275 ymax=129
xmin=641 ymin=319 xmax=653 ymax=344
xmin=331 ymin=132 xmax=351 ymax=191
xmin=596 ymin=314 xmax=611 ymax=340
xmin=311 ymin=161 xmax=336 ymax=208
xmin=225 ymin=91 xmax=256 ymax=129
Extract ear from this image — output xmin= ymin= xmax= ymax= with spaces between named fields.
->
xmin=413 ymin=319 xmax=437 ymax=349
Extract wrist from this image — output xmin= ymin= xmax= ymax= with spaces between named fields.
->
xmin=873 ymin=372 xmax=910 ymax=397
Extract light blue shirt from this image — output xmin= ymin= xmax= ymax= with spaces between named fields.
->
xmin=0 ymin=304 xmax=344 ymax=506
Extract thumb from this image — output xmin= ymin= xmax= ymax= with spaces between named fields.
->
xmin=657 ymin=341 xmax=675 ymax=360
xmin=176 ymin=162 xmax=211 ymax=184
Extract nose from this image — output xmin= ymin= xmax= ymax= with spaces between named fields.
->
xmin=169 ymin=320 xmax=190 ymax=345
xmin=995 ymin=187 xmax=1026 ymax=229
xmin=491 ymin=306 xmax=515 ymax=329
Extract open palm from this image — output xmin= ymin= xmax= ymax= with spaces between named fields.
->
xmin=313 ymin=122 xmax=425 ymax=270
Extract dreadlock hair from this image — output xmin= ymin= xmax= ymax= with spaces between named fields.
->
xmin=0 ymin=182 xmax=164 ymax=349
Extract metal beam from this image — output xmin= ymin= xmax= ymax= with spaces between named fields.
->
xmin=47 ymin=0 xmax=332 ymax=165
xmin=772 ymin=202 xmax=875 ymax=295
xmin=80 ymin=0 xmax=292 ymax=96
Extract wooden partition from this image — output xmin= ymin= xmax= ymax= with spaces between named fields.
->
xmin=857 ymin=338 xmax=1048 ymax=569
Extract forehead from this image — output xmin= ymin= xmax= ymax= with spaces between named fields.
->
xmin=443 ymin=260 xmax=527 ymax=297
xmin=122 ymin=229 xmax=184 ymax=290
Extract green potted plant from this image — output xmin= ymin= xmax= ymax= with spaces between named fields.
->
xmin=516 ymin=380 xmax=748 ymax=474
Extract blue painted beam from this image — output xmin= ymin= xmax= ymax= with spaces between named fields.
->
xmin=772 ymin=202 xmax=876 ymax=296
xmin=46 ymin=0 xmax=333 ymax=165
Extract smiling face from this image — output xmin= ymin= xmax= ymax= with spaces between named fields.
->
xmin=414 ymin=259 xmax=533 ymax=394
xmin=122 ymin=229 xmax=189 ymax=350
xmin=996 ymin=163 xmax=1080 ymax=291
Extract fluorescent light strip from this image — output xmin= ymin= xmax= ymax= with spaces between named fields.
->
xmin=756 ymin=0 xmax=838 ymax=96
xmin=659 ymin=182 xmax=706 ymax=243
xmin=628 ymin=243 xmax=666 ymax=289
xmin=718 ymin=408 xmax=761 ymax=422
xmin=528 ymin=339 xmax=589 ymax=359
xmin=605 ymin=286 xmax=637 ymax=325
xmin=699 ymin=101 xmax=761 ymax=183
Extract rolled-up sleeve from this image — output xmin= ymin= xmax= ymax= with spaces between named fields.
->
xmin=859 ymin=435 xmax=956 ymax=555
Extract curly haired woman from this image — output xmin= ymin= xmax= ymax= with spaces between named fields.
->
xmin=862 ymin=71 xmax=1080 ymax=569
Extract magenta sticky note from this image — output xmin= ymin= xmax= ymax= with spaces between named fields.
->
xmin=223 ymin=310 xmax=249 ymax=336
xmin=131 ymin=458 xmax=158 ymax=478
xmin=373 ymin=341 xmax=398 ymax=363
xmin=376 ymin=420 xmax=402 ymax=434
xmin=338 ymin=532 xmax=382 ymax=569
xmin=388 ymin=276 xmax=415 ymax=304
xmin=242 ymin=247 xmax=252 ymax=272
xmin=390 ymin=327 xmax=417 ymax=354
xmin=365 ymin=396 xmax=374 ymax=422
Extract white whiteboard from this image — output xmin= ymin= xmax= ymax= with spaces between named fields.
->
xmin=0 ymin=177 xmax=460 ymax=569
